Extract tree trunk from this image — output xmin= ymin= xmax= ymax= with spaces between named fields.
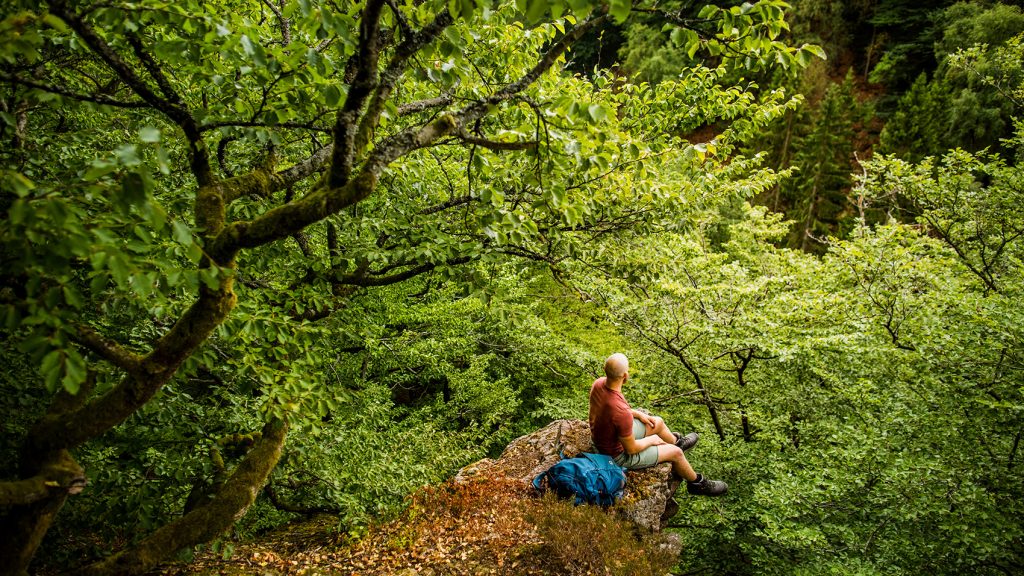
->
xmin=76 ymin=419 xmax=288 ymax=576
xmin=1 ymin=378 xmax=94 ymax=576
xmin=679 ymin=356 xmax=725 ymax=442
xmin=0 ymin=450 xmax=84 ymax=576
xmin=771 ymin=110 xmax=795 ymax=213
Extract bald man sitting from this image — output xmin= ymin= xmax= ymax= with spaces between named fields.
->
xmin=589 ymin=353 xmax=728 ymax=496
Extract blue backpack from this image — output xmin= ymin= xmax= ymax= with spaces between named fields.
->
xmin=532 ymin=452 xmax=627 ymax=507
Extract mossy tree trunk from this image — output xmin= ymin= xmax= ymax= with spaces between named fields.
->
xmin=0 ymin=2 xmax=610 ymax=573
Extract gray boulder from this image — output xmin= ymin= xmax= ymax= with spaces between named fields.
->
xmin=455 ymin=419 xmax=684 ymax=534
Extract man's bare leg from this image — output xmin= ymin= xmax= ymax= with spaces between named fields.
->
xmin=656 ymin=444 xmax=696 ymax=481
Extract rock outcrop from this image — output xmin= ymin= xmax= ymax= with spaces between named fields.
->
xmin=455 ymin=419 xmax=684 ymax=533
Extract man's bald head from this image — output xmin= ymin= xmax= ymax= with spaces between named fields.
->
xmin=604 ymin=353 xmax=629 ymax=382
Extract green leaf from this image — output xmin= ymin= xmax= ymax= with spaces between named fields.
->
xmin=565 ymin=0 xmax=592 ymax=19
xmin=62 ymin=349 xmax=86 ymax=394
xmin=172 ymin=221 xmax=193 ymax=246
xmin=609 ymin=0 xmax=631 ymax=24
xmin=139 ymin=126 xmax=161 ymax=143
xmin=526 ymin=0 xmax=548 ymax=24
xmin=83 ymin=160 xmax=117 ymax=181
xmin=200 ymin=268 xmax=220 ymax=290
xmin=4 ymin=172 xmax=35 ymax=197
xmin=43 ymin=351 xmax=63 ymax=392
xmin=240 ymin=35 xmax=267 ymax=67
xmin=41 ymin=13 xmax=68 ymax=33
xmin=41 ymin=349 xmax=62 ymax=379
xmin=804 ymin=44 xmax=827 ymax=61
xmin=62 ymin=285 xmax=85 ymax=308
xmin=323 ymin=85 xmax=342 ymax=106
xmin=120 ymin=171 xmax=149 ymax=207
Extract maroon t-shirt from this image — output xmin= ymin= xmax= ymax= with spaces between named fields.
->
xmin=589 ymin=377 xmax=634 ymax=457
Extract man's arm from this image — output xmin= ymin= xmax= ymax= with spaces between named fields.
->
xmin=631 ymin=409 xmax=654 ymax=428
xmin=619 ymin=433 xmax=666 ymax=455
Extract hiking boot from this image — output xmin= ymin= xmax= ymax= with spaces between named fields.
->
xmin=673 ymin=432 xmax=699 ymax=452
xmin=686 ymin=474 xmax=728 ymax=497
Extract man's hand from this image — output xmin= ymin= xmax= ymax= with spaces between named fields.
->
xmin=620 ymin=432 xmax=667 ymax=454
xmin=632 ymin=410 xmax=655 ymax=429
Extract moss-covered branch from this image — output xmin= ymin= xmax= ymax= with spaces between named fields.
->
xmin=30 ymin=282 xmax=236 ymax=453
xmin=328 ymin=0 xmax=387 ymax=188
xmin=0 ymin=450 xmax=84 ymax=575
xmin=70 ymin=325 xmax=143 ymax=373
xmin=0 ymin=458 xmax=85 ymax=507
xmin=77 ymin=420 xmax=288 ymax=576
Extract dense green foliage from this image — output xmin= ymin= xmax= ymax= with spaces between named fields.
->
xmin=880 ymin=4 xmax=1024 ymax=159
xmin=2 ymin=0 xmax=1024 ymax=575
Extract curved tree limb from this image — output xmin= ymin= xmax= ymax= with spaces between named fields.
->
xmin=353 ymin=8 xmax=454 ymax=158
xmin=0 ymin=459 xmax=86 ymax=507
xmin=78 ymin=419 xmax=288 ymax=576
xmin=0 ymin=450 xmax=85 ymax=575
xmin=30 ymin=281 xmax=236 ymax=453
xmin=70 ymin=324 xmax=143 ymax=373
xmin=213 ymin=9 xmax=608 ymax=241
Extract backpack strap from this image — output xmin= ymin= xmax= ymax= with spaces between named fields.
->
xmin=532 ymin=471 xmax=545 ymax=491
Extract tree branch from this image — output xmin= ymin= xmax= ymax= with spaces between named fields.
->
xmin=209 ymin=8 xmax=608 ymax=260
xmin=0 ymin=460 xmax=86 ymax=507
xmin=420 ymin=194 xmax=474 ymax=215
xmin=47 ymin=0 xmax=213 ymax=185
xmin=353 ymin=8 xmax=454 ymax=160
xmin=333 ymin=256 xmax=472 ymax=287
xmin=70 ymin=324 xmax=143 ymax=373
xmin=457 ymin=129 xmax=538 ymax=151
xmin=328 ymin=0 xmax=388 ymax=188
xmin=199 ymin=120 xmax=331 ymax=133
xmin=0 ymin=74 xmax=150 ymax=108
xmin=78 ymin=420 xmax=287 ymax=576
xmin=30 ymin=282 xmax=236 ymax=453
xmin=124 ymin=31 xmax=184 ymax=104
xmin=397 ymin=95 xmax=453 ymax=116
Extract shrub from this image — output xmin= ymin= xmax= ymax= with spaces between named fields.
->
xmin=526 ymin=494 xmax=677 ymax=576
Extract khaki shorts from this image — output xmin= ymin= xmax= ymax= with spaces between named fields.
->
xmin=613 ymin=418 xmax=659 ymax=470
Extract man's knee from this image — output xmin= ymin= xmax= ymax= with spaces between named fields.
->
xmin=649 ymin=416 xmax=665 ymax=432
xmin=657 ymin=444 xmax=683 ymax=464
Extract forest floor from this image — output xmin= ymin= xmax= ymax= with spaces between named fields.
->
xmin=153 ymin=478 xmax=558 ymax=576
xmin=152 ymin=472 xmax=676 ymax=576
